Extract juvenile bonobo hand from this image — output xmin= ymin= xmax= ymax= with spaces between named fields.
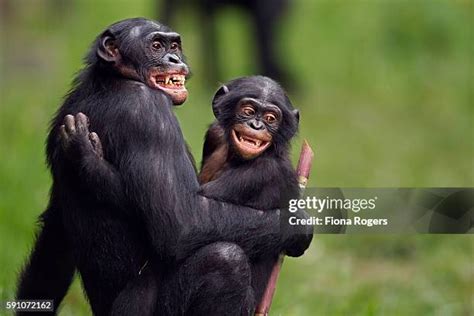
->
xmin=60 ymin=112 xmax=103 ymax=161
xmin=282 ymin=209 xmax=314 ymax=257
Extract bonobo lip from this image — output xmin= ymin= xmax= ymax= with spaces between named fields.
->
xmin=148 ymin=70 xmax=188 ymax=105
xmin=231 ymin=124 xmax=272 ymax=159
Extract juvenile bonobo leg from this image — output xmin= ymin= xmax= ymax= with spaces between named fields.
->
xmin=154 ymin=242 xmax=255 ymax=316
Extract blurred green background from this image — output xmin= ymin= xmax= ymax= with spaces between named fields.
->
xmin=0 ymin=0 xmax=472 ymax=315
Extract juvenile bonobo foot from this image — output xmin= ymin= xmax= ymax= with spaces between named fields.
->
xmin=60 ymin=112 xmax=103 ymax=159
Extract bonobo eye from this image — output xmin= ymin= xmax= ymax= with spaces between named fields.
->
xmin=152 ymin=41 xmax=162 ymax=50
xmin=170 ymin=42 xmax=179 ymax=50
xmin=264 ymin=112 xmax=278 ymax=124
xmin=241 ymin=106 xmax=255 ymax=116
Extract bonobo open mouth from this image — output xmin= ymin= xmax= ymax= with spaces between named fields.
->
xmin=149 ymin=71 xmax=188 ymax=105
xmin=155 ymin=74 xmax=185 ymax=89
xmin=231 ymin=124 xmax=272 ymax=159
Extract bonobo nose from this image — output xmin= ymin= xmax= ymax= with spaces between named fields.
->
xmin=164 ymin=53 xmax=181 ymax=64
xmin=250 ymin=120 xmax=264 ymax=130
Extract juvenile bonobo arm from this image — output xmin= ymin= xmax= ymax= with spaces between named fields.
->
xmin=201 ymin=122 xmax=225 ymax=165
xmin=199 ymin=163 xmax=280 ymax=209
xmin=176 ymin=197 xmax=313 ymax=261
xmin=198 ymin=159 xmax=313 ymax=258
xmin=281 ymin=208 xmax=314 ymax=257
xmin=199 ymin=122 xmax=228 ymax=183
xmin=59 ymin=112 xmax=126 ymax=207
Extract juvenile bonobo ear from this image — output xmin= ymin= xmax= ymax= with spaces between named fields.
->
xmin=293 ymin=109 xmax=300 ymax=123
xmin=211 ymin=85 xmax=229 ymax=118
xmin=97 ymin=30 xmax=120 ymax=63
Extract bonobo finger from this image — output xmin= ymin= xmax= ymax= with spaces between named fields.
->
xmin=75 ymin=112 xmax=89 ymax=134
xmin=64 ymin=114 xmax=75 ymax=134
xmin=89 ymin=132 xmax=103 ymax=159
xmin=59 ymin=125 xmax=69 ymax=145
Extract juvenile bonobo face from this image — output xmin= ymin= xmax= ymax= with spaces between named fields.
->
xmin=232 ymin=98 xmax=282 ymax=160
xmin=96 ymin=18 xmax=189 ymax=105
xmin=212 ymin=76 xmax=299 ymax=160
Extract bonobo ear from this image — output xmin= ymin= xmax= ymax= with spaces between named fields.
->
xmin=212 ymin=85 xmax=229 ymax=118
xmin=97 ymin=30 xmax=120 ymax=63
xmin=293 ymin=109 xmax=300 ymax=123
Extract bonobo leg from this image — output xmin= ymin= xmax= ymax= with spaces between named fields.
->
xmin=16 ymin=207 xmax=75 ymax=315
xmin=110 ymin=263 xmax=158 ymax=316
xmin=111 ymin=242 xmax=254 ymax=315
xmin=160 ymin=242 xmax=254 ymax=316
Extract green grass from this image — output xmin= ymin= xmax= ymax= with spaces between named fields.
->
xmin=0 ymin=0 xmax=473 ymax=315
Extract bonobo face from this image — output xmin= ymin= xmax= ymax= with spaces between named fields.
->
xmin=212 ymin=76 xmax=299 ymax=160
xmin=144 ymin=31 xmax=189 ymax=105
xmin=95 ymin=18 xmax=189 ymax=105
xmin=231 ymin=98 xmax=282 ymax=160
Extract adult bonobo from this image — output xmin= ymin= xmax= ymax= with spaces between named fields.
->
xmin=16 ymin=18 xmax=312 ymax=315
xmin=112 ymin=76 xmax=313 ymax=315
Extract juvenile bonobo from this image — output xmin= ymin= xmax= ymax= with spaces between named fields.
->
xmin=17 ymin=18 xmax=312 ymax=315
xmin=199 ymin=76 xmax=309 ymax=303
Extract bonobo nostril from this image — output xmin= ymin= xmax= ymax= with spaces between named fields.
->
xmin=166 ymin=53 xmax=180 ymax=64
xmin=250 ymin=120 xmax=264 ymax=130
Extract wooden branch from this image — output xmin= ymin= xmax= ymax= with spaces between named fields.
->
xmin=255 ymin=140 xmax=314 ymax=316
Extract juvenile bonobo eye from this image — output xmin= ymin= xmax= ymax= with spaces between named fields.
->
xmin=241 ymin=106 xmax=255 ymax=117
xmin=152 ymin=41 xmax=162 ymax=50
xmin=264 ymin=113 xmax=278 ymax=124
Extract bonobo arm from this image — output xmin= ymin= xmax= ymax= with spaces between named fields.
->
xmin=59 ymin=113 xmax=127 ymax=209
xmin=199 ymin=158 xmax=286 ymax=209
xmin=198 ymin=158 xmax=313 ymax=258
xmin=201 ymin=122 xmax=225 ymax=165
xmin=177 ymin=198 xmax=313 ymax=261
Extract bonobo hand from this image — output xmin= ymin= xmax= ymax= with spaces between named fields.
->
xmin=281 ymin=209 xmax=314 ymax=257
xmin=60 ymin=112 xmax=103 ymax=161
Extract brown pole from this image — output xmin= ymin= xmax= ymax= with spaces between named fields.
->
xmin=255 ymin=140 xmax=314 ymax=316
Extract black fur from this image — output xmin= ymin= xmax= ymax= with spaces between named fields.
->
xmin=16 ymin=18 xmax=312 ymax=315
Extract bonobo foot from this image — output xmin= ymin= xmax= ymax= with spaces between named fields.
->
xmin=60 ymin=112 xmax=103 ymax=159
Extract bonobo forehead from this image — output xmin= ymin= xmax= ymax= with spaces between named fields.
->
xmin=230 ymin=76 xmax=293 ymax=111
xmin=107 ymin=17 xmax=173 ymax=39
xmin=144 ymin=31 xmax=181 ymax=42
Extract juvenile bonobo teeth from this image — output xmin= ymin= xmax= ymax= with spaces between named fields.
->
xmin=239 ymin=136 xmax=261 ymax=148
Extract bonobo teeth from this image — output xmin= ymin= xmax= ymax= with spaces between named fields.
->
xmin=238 ymin=133 xmax=263 ymax=148
xmin=157 ymin=74 xmax=186 ymax=88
